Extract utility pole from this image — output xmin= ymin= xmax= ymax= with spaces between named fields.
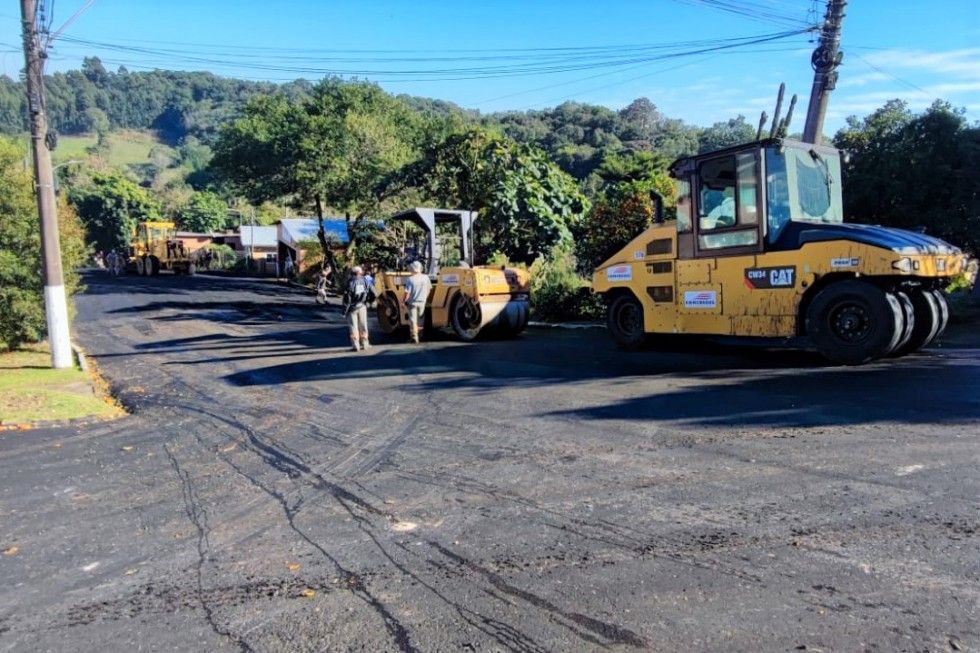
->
xmin=249 ymin=206 xmax=256 ymax=264
xmin=802 ymin=0 xmax=846 ymax=144
xmin=20 ymin=0 xmax=72 ymax=368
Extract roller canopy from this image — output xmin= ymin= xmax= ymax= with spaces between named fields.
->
xmin=388 ymin=208 xmax=477 ymax=275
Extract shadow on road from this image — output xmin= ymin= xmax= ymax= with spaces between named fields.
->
xmin=93 ymin=272 xmax=980 ymax=429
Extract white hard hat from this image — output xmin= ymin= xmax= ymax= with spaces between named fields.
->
xmin=352 ymin=265 xmax=363 ymax=275
xmin=410 ymin=261 xmax=423 ymax=273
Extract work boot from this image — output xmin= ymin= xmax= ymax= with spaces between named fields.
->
xmin=410 ymin=328 xmax=419 ymax=344
xmin=351 ymin=337 xmax=361 ymax=352
xmin=360 ymin=335 xmax=370 ymax=351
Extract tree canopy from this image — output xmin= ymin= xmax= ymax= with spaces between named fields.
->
xmin=834 ymin=99 xmax=980 ymax=254
xmin=68 ymin=172 xmax=161 ymax=252
xmin=397 ymin=128 xmax=590 ymax=263
xmin=178 ymin=191 xmax=228 ymax=233
xmin=0 ymin=137 xmax=88 ymax=351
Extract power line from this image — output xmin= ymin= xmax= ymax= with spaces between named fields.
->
xmin=49 ymin=28 xmax=814 ymax=82
xmin=851 ymin=50 xmax=929 ymax=95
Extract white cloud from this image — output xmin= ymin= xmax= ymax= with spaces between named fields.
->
xmin=861 ymin=48 xmax=980 ymax=79
xmin=827 ymin=46 xmax=980 ymax=123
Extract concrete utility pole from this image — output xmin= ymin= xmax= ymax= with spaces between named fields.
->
xmin=802 ymin=0 xmax=846 ymax=144
xmin=20 ymin=0 xmax=73 ymax=368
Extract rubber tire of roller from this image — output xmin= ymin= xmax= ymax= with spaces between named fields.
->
xmin=806 ymin=280 xmax=903 ymax=365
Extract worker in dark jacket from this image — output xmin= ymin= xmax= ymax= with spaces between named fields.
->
xmin=344 ymin=265 xmax=375 ymax=351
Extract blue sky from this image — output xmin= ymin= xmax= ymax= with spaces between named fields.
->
xmin=1 ymin=0 xmax=978 ymax=133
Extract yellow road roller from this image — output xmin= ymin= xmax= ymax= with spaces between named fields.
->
xmin=374 ymin=208 xmax=530 ymax=341
xmin=591 ymin=138 xmax=969 ymax=364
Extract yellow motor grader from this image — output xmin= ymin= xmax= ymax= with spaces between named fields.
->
xmin=374 ymin=208 xmax=530 ymax=341
xmin=130 ymin=221 xmax=195 ymax=276
xmin=591 ymin=138 xmax=968 ymax=365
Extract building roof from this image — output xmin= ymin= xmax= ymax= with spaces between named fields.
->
xmin=278 ymin=218 xmax=349 ymax=248
xmin=239 ymin=226 xmax=278 ymax=248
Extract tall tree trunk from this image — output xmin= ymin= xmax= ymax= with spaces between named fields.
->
xmin=314 ymin=194 xmax=339 ymax=286
xmin=344 ymin=210 xmax=358 ymax=262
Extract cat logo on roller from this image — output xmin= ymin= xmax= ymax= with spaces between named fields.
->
xmin=744 ymin=266 xmax=795 ymax=289
xmin=590 ymin=137 xmax=966 ymax=365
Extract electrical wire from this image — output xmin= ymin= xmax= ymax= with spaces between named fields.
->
xmin=49 ymin=28 xmax=814 ymax=81
xmin=851 ymin=50 xmax=929 ymax=95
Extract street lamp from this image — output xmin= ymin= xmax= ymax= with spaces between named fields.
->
xmin=51 ymin=159 xmax=83 ymax=193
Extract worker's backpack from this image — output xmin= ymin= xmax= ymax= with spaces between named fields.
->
xmin=346 ymin=276 xmax=373 ymax=306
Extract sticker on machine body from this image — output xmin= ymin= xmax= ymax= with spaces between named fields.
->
xmin=632 ymin=250 xmax=645 ymax=260
xmin=831 ymin=257 xmax=859 ymax=268
xmin=683 ymin=290 xmax=717 ymax=308
xmin=606 ymin=265 xmax=632 ymax=282
xmin=441 ymin=273 xmax=460 ymax=285
xmin=744 ymin=266 xmax=796 ymax=289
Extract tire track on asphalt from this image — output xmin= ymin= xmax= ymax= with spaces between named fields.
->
xmin=158 ymin=362 xmax=645 ymax=651
xmin=165 ymin=443 xmax=254 ymax=653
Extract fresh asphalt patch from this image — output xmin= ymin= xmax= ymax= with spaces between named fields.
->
xmin=0 ymin=272 xmax=977 ymax=652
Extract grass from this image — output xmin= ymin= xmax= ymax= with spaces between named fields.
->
xmin=54 ymin=130 xmax=176 ymax=169
xmin=0 ymin=344 xmax=123 ymax=425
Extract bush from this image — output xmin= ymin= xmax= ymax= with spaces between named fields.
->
xmin=0 ymin=137 xmax=89 ymax=351
xmin=528 ymin=246 xmax=603 ymax=322
xmin=197 ymin=243 xmax=237 ymax=270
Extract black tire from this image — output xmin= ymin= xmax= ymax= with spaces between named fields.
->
xmin=607 ymin=293 xmax=646 ymax=350
xmin=891 ymin=288 xmax=941 ymax=356
xmin=147 ymin=255 xmax=160 ymax=276
xmin=806 ymin=280 xmax=903 ymax=365
xmin=135 ymin=257 xmax=146 ymax=276
xmin=451 ymin=294 xmax=482 ymax=341
xmin=187 ymin=262 xmax=196 ymax=276
xmin=930 ymin=289 xmax=950 ymax=340
xmin=887 ymin=290 xmax=916 ymax=356
xmin=376 ymin=293 xmax=403 ymax=335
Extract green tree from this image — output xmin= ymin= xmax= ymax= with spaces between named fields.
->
xmin=834 ymin=99 xmax=980 ymax=254
xmin=699 ymin=115 xmax=756 ymax=153
xmin=575 ymin=151 xmax=675 ymax=272
xmin=179 ymin=191 xmax=227 ymax=232
xmin=211 ymin=79 xmax=425 ymax=268
xmin=0 ymin=137 xmax=88 ymax=351
xmin=68 ymin=172 xmax=161 ymax=251
xmin=399 ymin=128 xmax=590 ymax=263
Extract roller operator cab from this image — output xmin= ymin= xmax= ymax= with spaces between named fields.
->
xmin=592 ymin=138 xmax=968 ymax=365
xmin=374 ymin=208 xmax=531 ymax=341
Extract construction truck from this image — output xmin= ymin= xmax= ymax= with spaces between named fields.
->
xmin=374 ymin=208 xmax=530 ymax=341
xmin=591 ymin=138 xmax=968 ymax=365
xmin=130 ymin=221 xmax=196 ymax=276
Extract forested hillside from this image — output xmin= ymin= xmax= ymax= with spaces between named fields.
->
xmin=0 ymin=56 xmax=756 ymax=177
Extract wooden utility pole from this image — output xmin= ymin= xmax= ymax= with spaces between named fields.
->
xmin=802 ymin=0 xmax=847 ymax=144
xmin=21 ymin=0 xmax=73 ymax=368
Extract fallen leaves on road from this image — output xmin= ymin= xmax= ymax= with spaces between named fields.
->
xmin=287 ymin=562 xmax=301 ymax=571
xmin=3 ymin=546 xmax=18 ymax=556
xmin=220 ymin=443 xmax=237 ymax=453
xmin=391 ymin=520 xmax=418 ymax=532
xmin=121 ymin=446 xmax=134 ymax=452
xmin=125 ymin=568 xmax=139 ymax=575
xmin=300 ymin=589 xmax=316 ymax=598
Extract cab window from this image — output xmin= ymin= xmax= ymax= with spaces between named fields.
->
xmin=676 ymin=179 xmax=692 ymax=232
xmin=697 ymin=152 xmax=760 ymax=250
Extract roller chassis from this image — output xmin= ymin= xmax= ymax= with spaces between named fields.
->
xmin=375 ymin=265 xmax=530 ymax=341
xmin=590 ymin=138 xmax=968 ymax=365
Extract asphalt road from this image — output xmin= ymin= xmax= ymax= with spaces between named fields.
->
xmin=1 ymin=272 xmax=978 ymax=652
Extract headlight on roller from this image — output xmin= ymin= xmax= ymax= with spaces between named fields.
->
xmin=891 ymin=257 xmax=913 ymax=273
